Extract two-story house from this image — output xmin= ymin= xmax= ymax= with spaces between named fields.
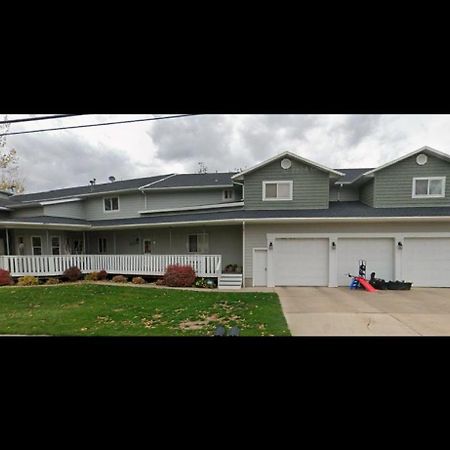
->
xmin=2 ymin=145 xmax=450 ymax=288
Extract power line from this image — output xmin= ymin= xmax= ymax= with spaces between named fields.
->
xmin=0 ymin=114 xmax=201 ymax=137
xmin=0 ymin=114 xmax=86 ymax=125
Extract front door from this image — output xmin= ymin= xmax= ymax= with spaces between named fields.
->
xmin=143 ymin=239 xmax=152 ymax=254
xmin=253 ymin=248 xmax=267 ymax=286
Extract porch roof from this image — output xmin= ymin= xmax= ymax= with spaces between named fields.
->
xmin=3 ymin=202 xmax=450 ymax=229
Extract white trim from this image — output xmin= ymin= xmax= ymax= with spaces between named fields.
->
xmin=232 ymin=151 xmax=345 ymax=180
xmin=138 ymin=173 xmax=177 ymax=189
xmin=31 ymin=235 xmax=42 ymax=256
xmin=103 ymin=196 xmax=120 ymax=213
xmin=363 ymin=146 xmax=450 ymax=176
xmin=262 ymin=180 xmax=293 ymax=201
xmin=141 ymin=184 xmax=234 ymax=191
xmin=40 ymin=198 xmax=82 ymax=206
xmin=138 ymin=201 xmax=244 ymax=214
xmin=412 ymin=177 xmax=446 ymax=198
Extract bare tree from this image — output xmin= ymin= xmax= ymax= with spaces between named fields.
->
xmin=0 ymin=114 xmax=24 ymax=193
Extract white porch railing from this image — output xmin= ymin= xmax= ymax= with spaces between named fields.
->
xmin=0 ymin=254 xmax=222 ymax=278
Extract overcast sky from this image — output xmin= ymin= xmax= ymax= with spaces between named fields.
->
xmin=3 ymin=114 xmax=450 ymax=193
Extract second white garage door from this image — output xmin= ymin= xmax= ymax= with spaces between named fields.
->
xmin=273 ymin=238 xmax=329 ymax=286
xmin=403 ymin=238 xmax=450 ymax=287
xmin=337 ymin=238 xmax=395 ymax=286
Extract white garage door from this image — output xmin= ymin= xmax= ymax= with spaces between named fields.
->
xmin=337 ymin=238 xmax=395 ymax=286
xmin=404 ymin=238 xmax=450 ymax=287
xmin=273 ymin=238 xmax=329 ymax=286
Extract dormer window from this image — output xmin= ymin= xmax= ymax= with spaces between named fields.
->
xmin=262 ymin=181 xmax=293 ymax=201
xmin=412 ymin=177 xmax=445 ymax=198
xmin=104 ymin=196 xmax=119 ymax=212
xmin=223 ymin=189 xmax=234 ymax=200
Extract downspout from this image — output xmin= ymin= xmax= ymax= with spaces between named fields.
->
xmin=242 ymin=220 xmax=245 ymax=288
xmin=46 ymin=230 xmax=49 ymax=255
xmin=83 ymin=232 xmax=86 ymax=254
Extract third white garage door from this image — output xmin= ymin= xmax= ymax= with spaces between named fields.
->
xmin=403 ymin=238 xmax=450 ymax=287
xmin=273 ymin=238 xmax=329 ymax=286
xmin=337 ymin=238 xmax=395 ymax=286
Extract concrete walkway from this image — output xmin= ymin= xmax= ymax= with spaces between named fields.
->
xmin=276 ymin=287 xmax=450 ymax=336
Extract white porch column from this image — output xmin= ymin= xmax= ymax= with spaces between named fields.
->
xmin=5 ymin=228 xmax=10 ymax=255
xmin=242 ymin=221 xmax=246 ymax=287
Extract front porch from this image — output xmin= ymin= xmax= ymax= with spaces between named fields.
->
xmin=0 ymin=254 xmax=222 ymax=278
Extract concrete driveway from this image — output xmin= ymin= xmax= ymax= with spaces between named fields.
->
xmin=276 ymin=287 xmax=450 ymax=336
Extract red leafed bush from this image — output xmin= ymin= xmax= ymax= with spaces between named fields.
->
xmin=98 ymin=270 xmax=108 ymax=280
xmin=63 ymin=266 xmax=82 ymax=282
xmin=0 ymin=269 xmax=14 ymax=286
xmin=163 ymin=265 xmax=196 ymax=287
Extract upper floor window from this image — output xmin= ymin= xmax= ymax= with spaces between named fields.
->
xmin=223 ymin=189 xmax=234 ymax=200
xmin=104 ymin=196 xmax=119 ymax=212
xmin=262 ymin=181 xmax=293 ymax=201
xmin=412 ymin=177 xmax=445 ymax=198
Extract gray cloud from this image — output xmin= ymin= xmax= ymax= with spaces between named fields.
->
xmin=149 ymin=114 xmax=320 ymax=174
xmin=4 ymin=114 xmax=444 ymax=193
xmin=8 ymin=132 xmax=137 ymax=193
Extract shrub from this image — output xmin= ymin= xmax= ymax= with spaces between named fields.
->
xmin=0 ymin=269 xmax=14 ymax=286
xmin=132 ymin=276 xmax=146 ymax=284
xmin=17 ymin=275 xmax=39 ymax=286
xmin=195 ymin=277 xmax=207 ymax=288
xmin=163 ymin=265 xmax=196 ymax=287
xmin=112 ymin=275 xmax=128 ymax=283
xmin=155 ymin=278 xmax=165 ymax=286
xmin=97 ymin=270 xmax=108 ymax=280
xmin=63 ymin=266 xmax=82 ymax=282
xmin=45 ymin=278 xmax=60 ymax=285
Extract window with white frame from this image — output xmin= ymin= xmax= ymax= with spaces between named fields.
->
xmin=262 ymin=181 xmax=293 ymax=201
xmin=98 ymin=238 xmax=107 ymax=254
xmin=187 ymin=233 xmax=209 ymax=253
xmin=412 ymin=177 xmax=446 ymax=198
xmin=104 ymin=197 xmax=120 ymax=212
xmin=223 ymin=189 xmax=234 ymax=200
xmin=51 ymin=236 xmax=61 ymax=255
xmin=31 ymin=236 xmax=42 ymax=255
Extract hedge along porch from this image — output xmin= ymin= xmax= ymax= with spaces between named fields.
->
xmin=0 ymin=225 xmax=243 ymax=278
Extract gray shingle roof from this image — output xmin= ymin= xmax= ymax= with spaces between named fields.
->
xmin=144 ymin=173 xmax=236 ymax=189
xmin=4 ymin=202 xmax=450 ymax=228
xmin=88 ymin=202 xmax=450 ymax=226
xmin=335 ymin=168 xmax=373 ymax=183
xmin=7 ymin=174 xmax=172 ymax=204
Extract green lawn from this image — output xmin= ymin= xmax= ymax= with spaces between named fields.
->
xmin=0 ymin=284 xmax=290 ymax=336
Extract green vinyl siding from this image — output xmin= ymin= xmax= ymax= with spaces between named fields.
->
xmin=243 ymin=158 xmax=330 ymax=210
xmin=374 ymin=154 xmax=450 ymax=208
xmin=359 ymin=179 xmax=375 ymax=206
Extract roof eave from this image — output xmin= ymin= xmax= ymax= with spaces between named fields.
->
xmin=231 ymin=151 xmax=345 ymax=180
